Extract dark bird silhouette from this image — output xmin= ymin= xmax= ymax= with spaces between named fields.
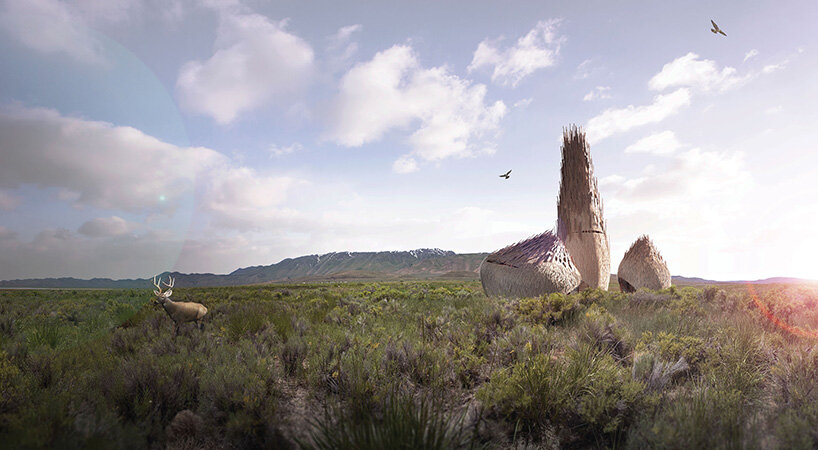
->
xmin=499 ymin=170 xmax=512 ymax=179
xmin=711 ymin=19 xmax=727 ymax=36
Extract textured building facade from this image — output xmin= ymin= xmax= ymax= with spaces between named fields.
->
xmin=617 ymin=235 xmax=671 ymax=292
xmin=557 ymin=126 xmax=610 ymax=290
xmin=480 ymin=231 xmax=581 ymax=298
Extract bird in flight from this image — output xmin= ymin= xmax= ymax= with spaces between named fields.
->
xmin=499 ymin=170 xmax=512 ymax=179
xmin=711 ymin=19 xmax=727 ymax=36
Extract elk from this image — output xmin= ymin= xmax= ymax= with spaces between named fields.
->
xmin=152 ymin=276 xmax=208 ymax=335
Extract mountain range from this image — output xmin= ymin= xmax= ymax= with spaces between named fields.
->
xmin=0 ymin=248 xmax=487 ymax=288
xmin=1 ymin=248 xmax=814 ymax=289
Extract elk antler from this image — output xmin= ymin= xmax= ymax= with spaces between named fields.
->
xmin=163 ymin=276 xmax=175 ymax=289
xmin=153 ymin=275 xmax=163 ymax=295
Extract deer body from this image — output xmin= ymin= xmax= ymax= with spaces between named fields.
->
xmin=153 ymin=276 xmax=208 ymax=334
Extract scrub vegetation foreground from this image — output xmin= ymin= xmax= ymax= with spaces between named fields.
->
xmin=2 ymin=281 xmax=818 ymax=449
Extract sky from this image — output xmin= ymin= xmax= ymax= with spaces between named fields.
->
xmin=0 ymin=0 xmax=816 ymax=281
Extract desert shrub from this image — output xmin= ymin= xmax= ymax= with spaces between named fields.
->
xmin=282 ymin=337 xmax=307 ymax=376
xmin=770 ymin=344 xmax=818 ymax=448
xmin=703 ymin=325 xmax=768 ymax=398
xmin=451 ymin=342 xmax=486 ymax=389
xmin=110 ymin=359 xmax=200 ymax=427
xmin=627 ymin=381 xmax=756 ymax=449
xmin=26 ymin=350 xmax=57 ymax=388
xmin=702 ymin=286 xmax=728 ymax=303
xmin=774 ymin=405 xmax=818 ymax=450
xmin=581 ymin=304 xmax=630 ymax=360
xmin=109 ymin=327 xmax=139 ymax=355
xmin=636 ymin=331 xmax=706 ymax=369
xmin=479 ymin=343 xmax=641 ymax=443
xmin=418 ymin=315 xmax=446 ymax=342
xmin=381 ymin=340 xmax=446 ymax=389
xmin=578 ymin=287 xmax=616 ymax=306
xmin=166 ymin=409 xmax=204 ymax=444
xmin=630 ymin=289 xmax=673 ymax=305
xmin=304 ymin=394 xmax=477 ymax=450
xmin=631 ymin=352 xmax=689 ymax=391
xmin=333 ymin=349 xmax=385 ymax=419
xmin=0 ymin=314 xmax=14 ymax=337
xmin=25 ymin=319 xmax=70 ymax=350
xmin=515 ymin=293 xmax=581 ymax=326
xmin=199 ymin=348 xmax=281 ymax=447
xmin=0 ymin=350 xmax=22 ymax=414
xmin=475 ymin=306 xmax=515 ymax=345
xmin=772 ymin=344 xmax=818 ymax=409
xmin=227 ymin=305 xmax=269 ymax=341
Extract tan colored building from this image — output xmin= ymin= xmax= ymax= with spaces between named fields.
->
xmin=480 ymin=231 xmax=581 ymax=298
xmin=557 ymin=126 xmax=610 ymax=290
xmin=617 ymin=235 xmax=671 ymax=292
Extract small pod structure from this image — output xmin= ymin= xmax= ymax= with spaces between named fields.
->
xmin=617 ymin=235 xmax=671 ymax=292
xmin=480 ymin=231 xmax=581 ymax=298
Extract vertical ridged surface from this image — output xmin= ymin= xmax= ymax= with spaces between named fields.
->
xmin=556 ymin=125 xmax=610 ymax=289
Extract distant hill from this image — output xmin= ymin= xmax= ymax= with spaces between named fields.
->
xmin=2 ymin=249 xmax=815 ymax=289
xmin=0 ymin=249 xmax=488 ymax=289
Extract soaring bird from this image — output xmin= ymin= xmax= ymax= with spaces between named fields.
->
xmin=711 ymin=19 xmax=727 ymax=36
xmin=499 ymin=169 xmax=512 ymax=179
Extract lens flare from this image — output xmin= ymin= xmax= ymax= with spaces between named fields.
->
xmin=746 ymin=282 xmax=818 ymax=338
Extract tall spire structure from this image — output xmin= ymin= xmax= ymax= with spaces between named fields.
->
xmin=557 ymin=125 xmax=610 ymax=290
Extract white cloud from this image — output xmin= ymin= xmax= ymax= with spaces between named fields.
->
xmin=602 ymin=142 xmax=751 ymax=279
xmin=392 ymin=155 xmax=419 ymax=174
xmin=0 ymin=227 xmax=188 ymax=279
xmin=0 ymin=105 xmax=226 ymax=212
xmin=762 ymin=63 xmax=785 ymax=74
xmin=78 ymin=216 xmax=134 ymax=237
xmin=269 ymin=142 xmax=303 ymax=157
xmin=328 ymin=45 xmax=507 ymax=171
xmin=176 ymin=12 xmax=314 ymax=124
xmin=604 ymin=148 xmax=747 ymax=201
xmin=649 ymin=52 xmax=749 ymax=92
xmin=625 ymin=131 xmax=682 ymax=155
xmin=582 ymin=86 xmax=611 ymax=102
xmin=202 ymin=167 xmax=305 ymax=230
xmin=0 ymin=190 xmax=21 ymax=211
xmin=0 ymin=0 xmax=104 ymax=63
xmin=574 ymin=58 xmax=607 ymax=80
xmin=468 ymin=19 xmax=563 ymax=86
xmin=513 ymin=98 xmax=533 ymax=108
xmin=327 ymin=24 xmax=362 ymax=71
xmin=585 ymin=88 xmax=691 ymax=144
xmin=744 ymin=49 xmax=759 ymax=62
xmin=0 ymin=103 xmax=312 ymax=235
xmin=333 ymin=24 xmax=361 ymax=43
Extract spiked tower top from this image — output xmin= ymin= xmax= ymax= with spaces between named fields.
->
xmin=557 ymin=125 xmax=605 ymax=239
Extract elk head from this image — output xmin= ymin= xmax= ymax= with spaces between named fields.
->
xmin=152 ymin=275 xmax=174 ymax=305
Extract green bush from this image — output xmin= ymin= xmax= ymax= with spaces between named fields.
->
xmin=479 ymin=343 xmax=641 ymax=443
xmin=515 ymin=293 xmax=581 ymax=326
xmin=636 ymin=331 xmax=706 ymax=368
xmin=304 ymin=394 xmax=477 ymax=450
xmin=627 ymin=382 xmax=756 ymax=449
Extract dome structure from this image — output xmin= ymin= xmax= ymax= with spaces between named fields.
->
xmin=557 ymin=125 xmax=610 ymax=290
xmin=617 ymin=235 xmax=671 ymax=292
xmin=480 ymin=231 xmax=581 ymax=298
